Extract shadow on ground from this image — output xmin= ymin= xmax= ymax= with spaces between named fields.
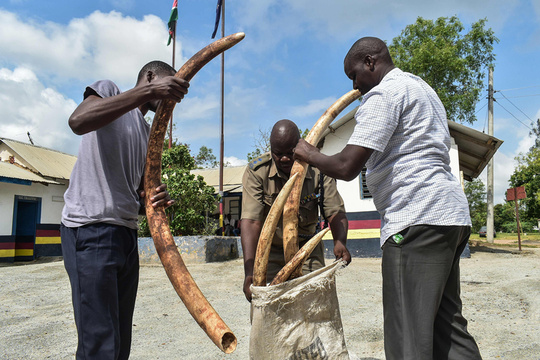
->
xmin=0 ymin=256 xmax=63 ymax=268
xmin=469 ymin=241 xmax=537 ymax=255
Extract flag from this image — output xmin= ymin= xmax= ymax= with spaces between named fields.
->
xmin=211 ymin=0 xmax=223 ymax=39
xmin=167 ymin=0 xmax=178 ymax=46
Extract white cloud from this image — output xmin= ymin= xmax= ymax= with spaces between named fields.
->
xmin=289 ymin=96 xmax=338 ymax=118
xmin=0 ymin=10 xmax=185 ymax=87
xmin=174 ymin=94 xmax=220 ymax=121
xmin=224 ymin=156 xmax=247 ymax=167
xmin=0 ymin=67 xmax=79 ymax=154
xmin=233 ymin=0 xmax=522 ymax=52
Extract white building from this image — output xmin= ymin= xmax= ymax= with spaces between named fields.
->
xmin=191 ymin=107 xmax=503 ymax=257
xmin=0 ymin=138 xmax=76 ymax=262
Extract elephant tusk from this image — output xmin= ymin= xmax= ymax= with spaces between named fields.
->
xmin=144 ymin=32 xmax=245 ymax=354
xmin=252 ymin=173 xmax=299 ymax=287
xmin=282 ymin=89 xmax=361 ymax=280
xmin=269 ymin=227 xmax=330 ymax=286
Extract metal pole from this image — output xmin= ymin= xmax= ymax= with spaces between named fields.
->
xmin=169 ymin=21 xmax=176 ymax=149
xmin=219 ymin=0 xmax=225 ymax=235
xmin=486 ymin=67 xmax=495 ymax=243
xmin=514 ymin=192 xmax=522 ymax=251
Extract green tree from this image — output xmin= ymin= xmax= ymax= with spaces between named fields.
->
xmin=508 ymin=147 xmax=540 ymax=224
xmin=464 ymin=178 xmax=487 ymax=232
xmin=494 ymin=202 xmax=516 ymax=232
xmin=138 ymin=142 xmax=217 ymax=236
xmin=529 ymin=118 xmax=540 ymax=151
xmin=194 ymin=145 xmax=218 ymax=169
xmin=247 ymin=127 xmax=271 ymax=162
xmin=388 ymin=16 xmax=498 ymax=124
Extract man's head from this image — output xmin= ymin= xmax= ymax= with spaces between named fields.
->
xmin=344 ymin=37 xmax=394 ymax=95
xmin=136 ymin=60 xmax=177 ymax=112
xmin=270 ymin=119 xmax=300 ymax=176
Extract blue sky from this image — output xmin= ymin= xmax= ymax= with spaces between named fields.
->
xmin=1 ymin=0 xmax=539 ymax=204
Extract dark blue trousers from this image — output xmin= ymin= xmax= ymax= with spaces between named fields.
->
xmin=61 ymin=223 xmax=139 ymax=360
xmin=382 ymin=225 xmax=482 ymax=360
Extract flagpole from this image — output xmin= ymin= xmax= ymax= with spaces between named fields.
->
xmin=219 ymin=0 xmax=225 ymax=235
xmin=169 ymin=20 xmax=176 ymax=149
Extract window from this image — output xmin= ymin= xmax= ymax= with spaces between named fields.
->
xmin=359 ymin=167 xmax=372 ymax=199
xmin=229 ymin=199 xmax=240 ymax=217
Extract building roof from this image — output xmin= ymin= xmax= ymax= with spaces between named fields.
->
xmin=0 ymin=138 xmax=77 ymax=180
xmin=0 ymin=161 xmax=60 ymax=185
xmin=191 ymin=165 xmax=246 ymax=194
xmin=446 ymin=120 xmax=503 ymax=181
xmin=321 ymin=107 xmax=503 ymax=181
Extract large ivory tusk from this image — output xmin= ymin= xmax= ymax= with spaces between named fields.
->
xmin=144 ymin=32 xmax=245 ymax=354
xmin=252 ymin=173 xmax=299 ymax=286
xmin=269 ymin=227 xmax=330 ymax=286
xmin=282 ymin=89 xmax=361 ymax=280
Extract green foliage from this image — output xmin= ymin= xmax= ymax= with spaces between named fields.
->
xmin=138 ymin=142 xmax=217 ymax=237
xmin=464 ymin=178 xmax=487 ymax=232
xmin=529 ymin=118 xmax=540 ymax=151
xmin=246 ymin=148 xmax=263 ymax=162
xmin=194 ymin=145 xmax=219 ymax=169
xmin=500 ymin=221 xmax=535 ymax=233
xmin=494 ymin=202 xmax=517 ymax=231
xmin=509 ymin=147 xmax=540 ymax=224
xmin=388 ymin=16 xmax=498 ymax=124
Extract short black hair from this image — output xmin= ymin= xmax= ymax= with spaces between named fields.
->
xmin=136 ymin=60 xmax=176 ymax=84
xmin=345 ymin=37 xmax=393 ymax=65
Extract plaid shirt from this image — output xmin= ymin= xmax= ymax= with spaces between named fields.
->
xmin=348 ymin=68 xmax=471 ymax=245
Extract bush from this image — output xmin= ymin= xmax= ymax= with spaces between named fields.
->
xmin=500 ymin=221 xmax=535 ymax=233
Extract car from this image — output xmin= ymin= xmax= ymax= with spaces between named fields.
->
xmin=479 ymin=226 xmax=496 ymax=237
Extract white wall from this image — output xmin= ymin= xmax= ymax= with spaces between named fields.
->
xmin=449 ymin=139 xmax=461 ymax=184
xmin=321 ymin=120 xmax=377 ymax=214
xmin=0 ymin=181 xmax=67 ymax=235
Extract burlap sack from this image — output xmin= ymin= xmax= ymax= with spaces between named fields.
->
xmin=250 ymin=260 xmax=354 ymax=360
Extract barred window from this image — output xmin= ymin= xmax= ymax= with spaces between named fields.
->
xmin=359 ymin=167 xmax=372 ymax=199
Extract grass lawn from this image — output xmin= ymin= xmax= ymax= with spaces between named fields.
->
xmin=469 ymin=231 xmax=540 ymax=248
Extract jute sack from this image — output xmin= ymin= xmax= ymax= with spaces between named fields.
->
xmin=250 ymin=260 xmax=354 ymax=360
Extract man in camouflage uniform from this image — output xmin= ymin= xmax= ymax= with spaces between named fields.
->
xmin=241 ymin=119 xmax=351 ymax=302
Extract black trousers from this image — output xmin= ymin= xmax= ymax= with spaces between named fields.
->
xmin=61 ymin=224 xmax=139 ymax=360
xmin=382 ymin=225 xmax=482 ymax=360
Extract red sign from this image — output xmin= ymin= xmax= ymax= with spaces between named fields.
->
xmin=506 ymin=186 xmax=526 ymax=201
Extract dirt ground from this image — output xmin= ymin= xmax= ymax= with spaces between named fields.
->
xmin=1 ymin=243 xmax=539 ymax=360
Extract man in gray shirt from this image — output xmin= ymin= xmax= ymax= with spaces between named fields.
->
xmin=61 ymin=60 xmax=189 ymax=360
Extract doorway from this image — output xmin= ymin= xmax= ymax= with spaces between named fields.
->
xmin=12 ymin=195 xmax=41 ymax=261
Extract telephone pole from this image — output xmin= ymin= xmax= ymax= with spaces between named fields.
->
xmin=486 ymin=67 xmax=495 ymax=243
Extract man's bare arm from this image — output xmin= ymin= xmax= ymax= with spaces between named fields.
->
xmin=294 ymin=140 xmax=373 ymax=181
xmin=240 ymin=219 xmax=263 ymax=302
xmin=69 ymin=77 xmax=189 ymax=135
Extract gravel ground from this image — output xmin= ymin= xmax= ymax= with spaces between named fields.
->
xmin=0 ymin=245 xmax=539 ymax=360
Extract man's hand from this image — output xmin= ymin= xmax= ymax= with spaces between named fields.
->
xmin=150 ymin=76 xmax=189 ymax=103
xmin=243 ymin=274 xmax=254 ymax=302
xmin=293 ymin=139 xmax=319 ymax=164
xmin=139 ymin=184 xmax=175 ymax=209
xmin=334 ymin=240 xmax=352 ymax=265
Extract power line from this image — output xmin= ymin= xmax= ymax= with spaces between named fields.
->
xmin=497 ymin=84 xmax=540 ymax=92
xmin=497 ymin=92 xmax=534 ymax=123
xmin=494 ymin=100 xmax=532 ymax=130
xmin=500 ymin=93 xmax=540 ymax=99
xmin=475 ymin=101 xmax=488 ymax=115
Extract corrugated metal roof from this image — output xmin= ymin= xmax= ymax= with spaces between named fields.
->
xmin=447 ymin=120 xmax=503 ymax=181
xmin=321 ymin=106 xmax=503 ymax=181
xmin=191 ymin=165 xmax=246 ymax=194
xmin=0 ymin=161 xmax=60 ymax=185
xmin=0 ymin=138 xmax=77 ymax=180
